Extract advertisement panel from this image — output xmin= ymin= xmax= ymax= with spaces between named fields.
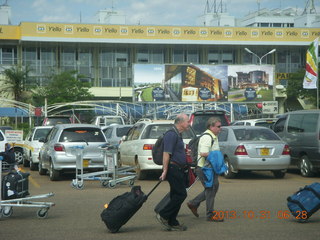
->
xmin=133 ymin=64 xmax=274 ymax=102
xmin=228 ymin=65 xmax=275 ymax=102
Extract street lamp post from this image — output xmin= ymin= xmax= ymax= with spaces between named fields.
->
xmin=244 ymin=48 xmax=276 ymax=65
xmin=118 ymin=66 xmax=122 ymax=100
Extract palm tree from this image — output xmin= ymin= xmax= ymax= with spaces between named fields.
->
xmin=0 ymin=65 xmax=30 ymax=102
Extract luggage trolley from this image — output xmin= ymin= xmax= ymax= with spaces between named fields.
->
xmin=71 ymin=144 xmax=136 ymax=190
xmin=0 ymin=156 xmax=55 ymax=219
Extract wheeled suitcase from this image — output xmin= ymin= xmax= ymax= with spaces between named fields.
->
xmin=101 ymin=181 xmax=161 ymax=233
xmin=287 ymin=182 xmax=320 ymax=222
xmin=1 ymin=171 xmax=30 ymax=200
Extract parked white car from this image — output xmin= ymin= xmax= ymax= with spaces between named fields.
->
xmin=231 ymin=118 xmax=278 ymax=129
xmin=0 ymin=129 xmax=8 ymax=152
xmin=23 ymin=126 xmax=53 ymax=170
xmin=118 ymin=119 xmax=195 ymax=180
xmin=91 ymin=115 xmax=125 ymax=127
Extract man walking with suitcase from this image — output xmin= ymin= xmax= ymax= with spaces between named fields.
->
xmin=156 ymin=113 xmax=190 ymax=231
xmin=186 ymin=117 xmax=224 ymax=222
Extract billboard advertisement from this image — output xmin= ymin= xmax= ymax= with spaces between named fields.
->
xmin=133 ymin=64 xmax=274 ymax=102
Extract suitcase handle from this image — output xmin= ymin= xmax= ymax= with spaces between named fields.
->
xmin=146 ymin=180 xmax=162 ymax=198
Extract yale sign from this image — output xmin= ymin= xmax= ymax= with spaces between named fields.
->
xmin=262 ymin=101 xmax=278 ymax=114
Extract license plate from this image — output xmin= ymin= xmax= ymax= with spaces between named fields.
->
xmin=260 ymin=148 xmax=270 ymax=156
xmin=83 ymin=159 xmax=89 ymax=167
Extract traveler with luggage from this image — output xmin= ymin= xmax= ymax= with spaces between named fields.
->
xmin=156 ymin=113 xmax=190 ymax=231
xmin=186 ymin=117 xmax=224 ymax=222
xmin=0 ymin=143 xmax=17 ymax=171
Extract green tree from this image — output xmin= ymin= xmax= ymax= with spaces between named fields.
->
xmin=33 ymin=71 xmax=94 ymax=105
xmin=0 ymin=65 xmax=31 ymax=102
xmin=286 ymin=63 xmax=320 ymax=107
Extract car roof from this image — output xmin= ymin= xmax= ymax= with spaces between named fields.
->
xmin=135 ymin=119 xmax=174 ymax=124
xmin=33 ymin=126 xmax=54 ymax=129
xmin=222 ymin=126 xmax=271 ymax=130
xmin=191 ymin=110 xmax=226 ymax=115
xmin=234 ymin=118 xmax=277 ymax=123
xmin=101 ymin=124 xmax=133 ymax=130
xmin=281 ymin=110 xmax=320 ymax=115
xmin=54 ymin=123 xmax=102 ymax=129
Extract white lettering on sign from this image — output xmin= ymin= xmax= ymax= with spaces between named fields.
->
xmin=262 ymin=101 xmax=278 ymax=114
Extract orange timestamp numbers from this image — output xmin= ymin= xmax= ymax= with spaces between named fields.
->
xmin=211 ymin=210 xmax=308 ymax=220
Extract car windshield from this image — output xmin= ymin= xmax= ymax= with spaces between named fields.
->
xmin=59 ymin=128 xmax=105 ymax=142
xmin=34 ymin=128 xmax=52 ymax=140
xmin=46 ymin=118 xmax=71 ymax=125
xmin=255 ymin=121 xmax=275 ymax=128
xmin=192 ymin=115 xmax=228 ymax=135
xmin=142 ymin=124 xmax=195 ymax=139
xmin=116 ymin=127 xmax=131 ymax=137
xmin=0 ymin=131 xmax=4 ymax=141
xmin=234 ymin=128 xmax=280 ymax=141
xmin=105 ymin=118 xmax=123 ymax=125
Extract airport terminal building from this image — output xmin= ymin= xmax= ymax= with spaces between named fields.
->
xmin=0 ymin=3 xmax=320 ymax=102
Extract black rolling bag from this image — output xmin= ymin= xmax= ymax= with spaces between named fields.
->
xmin=101 ymin=181 xmax=162 ymax=233
xmin=2 ymin=171 xmax=30 ymax=200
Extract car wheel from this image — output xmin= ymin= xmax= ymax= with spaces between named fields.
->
xmin=299 ymin=155 xmax=314 ymax=177
xmin=135 ymin=158 xmax=147 ymax=180
xmin=22 ymin=157 xmax=29 ymax=167
xmin=272 ymin=170 xmax=285 ymax=179
xmin=49 ymin=160 xmax=60 ymax=181
xmin=30 ymin=159 xmax=38 ymax=171
xmin=38 ymin=158 xmax=47 ymax=175
xmin=117 ymin=153 xmax=122 ymax=167
xmin=14 ymin=149 xmax=24 ymax=164
xmin=224 ymin=157 xmax=236 ymax=179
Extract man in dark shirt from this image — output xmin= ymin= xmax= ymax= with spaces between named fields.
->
xmin=156 ymin=113 xmax=190 ymax=231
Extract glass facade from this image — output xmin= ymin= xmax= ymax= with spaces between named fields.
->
xmin=0 ymin=43 xmax=307 ymax=89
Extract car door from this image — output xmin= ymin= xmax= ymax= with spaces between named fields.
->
xmin=119 ymin=123 xmax=145 ymax=166
xmin=23 ymin=128 xmax=34 ymax=161
xmin=40 ymin=127 xmax=58 ymax=169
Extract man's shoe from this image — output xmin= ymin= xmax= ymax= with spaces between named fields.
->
xmin=156 ymin=213 xmax=171 ymax=230
xmin=187 ymin=202 xmax=199 ymax=218
xmin=207 ymin=216 xmax=224 ymax=222
xmin=169 ymin=224 xmax=187 ymax=231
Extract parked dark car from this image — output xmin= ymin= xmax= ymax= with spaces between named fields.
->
xmin=189 ymin=110 xmax=230 ymax=135
xmin=41 ymin=115 xmax=76 ymax=126
xmin=273 ymin=110 xmax=320 ymax=177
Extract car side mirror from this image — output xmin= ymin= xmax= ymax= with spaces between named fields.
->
xmin=122 ymin=135 xmax=127 ymax=141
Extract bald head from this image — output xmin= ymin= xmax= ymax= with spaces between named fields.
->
xmin=174 ymin=113 xmax=190 ymax=133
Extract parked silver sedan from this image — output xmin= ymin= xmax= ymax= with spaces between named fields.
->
xmin=38 ymin=124 xmax=107 ymax=181
xmin=218 ymin=126 xmax=290 ymax=179
xmin=101 ymin=124 xmax=133 ymax=147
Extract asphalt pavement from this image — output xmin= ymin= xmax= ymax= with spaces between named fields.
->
xmin=0 ymin=168 xmax=319 ymax=240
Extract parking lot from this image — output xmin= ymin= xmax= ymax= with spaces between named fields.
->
xmin=1 ymin=168 xmax=319 ymax=240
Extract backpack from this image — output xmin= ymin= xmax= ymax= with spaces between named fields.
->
xmin=152 ymin=128 xmax=178 ymax=165
xmin=188 ymin=133 xmax=214 ymax=166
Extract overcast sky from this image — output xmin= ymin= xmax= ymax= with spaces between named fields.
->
xmin=5 ymin=0 xmax=320 ymax=26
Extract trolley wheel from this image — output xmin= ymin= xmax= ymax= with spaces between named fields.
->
xmin=77 ymin=183 xmax=84 ymax=190
xmin=129 ymin=179 xmax=135 ymax=186
xmin=2 ymin=206 xmax=13 ymax=218
xmin=101 ymin=180 xmax=108 ymax=187
xmin=37 ymin=208 xmax=49 ymax=219
xmin=71 ymin=179 xmax=77 ymax=188
xmin=108 ymin=181 xmax=117 ymax=188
